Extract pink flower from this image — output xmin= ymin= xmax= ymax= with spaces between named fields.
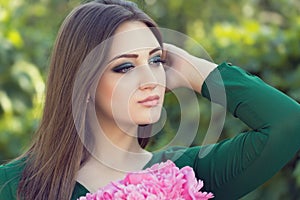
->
xmin=78 ymin=160 xmax=214 ymax=200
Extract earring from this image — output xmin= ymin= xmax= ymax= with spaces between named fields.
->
xmin=86 ymin=94 xmax=91 ymax=103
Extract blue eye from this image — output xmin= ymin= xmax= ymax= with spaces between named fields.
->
xmin=112 ymin=63 xmax=134 ymax=73
xmin=149 ymin=55 xmax=165 ymax=66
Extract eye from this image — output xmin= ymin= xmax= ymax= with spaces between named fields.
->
xmin=112 ymin=62 xmax=135 ymax=73
xmin=149 ymin=55 xmax=165 ymax=66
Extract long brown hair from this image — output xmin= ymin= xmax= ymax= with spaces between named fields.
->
xmin=17 ymin=0 xmax=162 ymax=199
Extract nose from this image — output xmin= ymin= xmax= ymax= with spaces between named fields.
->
xmin=140 ymin=82 xmax=157 ymax=90
xmin=139 ymin=65 xmax=158 ymax=90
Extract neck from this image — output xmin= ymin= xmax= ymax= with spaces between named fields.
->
xmin=101 ymin=122 xmax=141 ymax=152
xmin=93 ymin=128 xmax=152 ymax=172
xmin=86 ymin=111 xmax=152 ymax=172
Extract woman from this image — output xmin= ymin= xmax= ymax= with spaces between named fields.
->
xmin=0 ymin=0 xmax=299 ymax=199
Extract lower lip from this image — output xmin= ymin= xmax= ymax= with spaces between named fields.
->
xmin=139 ymin=99 xmax=159 ymax=107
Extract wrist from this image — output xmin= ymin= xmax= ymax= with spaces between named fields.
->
xmin=189 ymin=56 xmax=217 ymax=93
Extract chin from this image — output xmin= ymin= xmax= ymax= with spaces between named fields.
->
xmin=135 ymin=114 xmax=161 ymax=125
xmin=136 ymin=119 xmax=159 ymax=125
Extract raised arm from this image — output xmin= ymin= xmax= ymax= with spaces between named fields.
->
xmin=198 ymin=63 xmax=300 ymax=199
xmin=164 ymin=44 xmax=300 ymax=199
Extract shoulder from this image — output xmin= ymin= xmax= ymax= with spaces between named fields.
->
xmin=0 ymin=157 xmax=27 ymax=199
xmin=147 ymin=146 xmax=202 ymax=169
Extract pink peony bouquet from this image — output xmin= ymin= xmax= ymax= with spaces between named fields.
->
xmin=78 ymin=160 xmax=214 ymax=200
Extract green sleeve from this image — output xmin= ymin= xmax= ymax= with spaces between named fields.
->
xmin=191 ymin=62 xmax=300 ymax=199
xmin=0 ymin=159 xmax=25 ymax=200
xmin=0 ymin=158 xmax=90 ymax=200
xmin=0 ymin=165 xmax=14 ymax=199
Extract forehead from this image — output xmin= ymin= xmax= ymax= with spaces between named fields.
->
xmin=108 ymin=21 xmax=161 ymax=58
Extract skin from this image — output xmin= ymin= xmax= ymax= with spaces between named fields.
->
xmin=76 ymin=20 xmax=218 ymax=192
xmin=95 ymin=21 xmax=166 ymax=140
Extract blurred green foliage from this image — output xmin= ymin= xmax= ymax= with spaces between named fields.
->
xmin=0 ymin=0 xmax=299 ymax=199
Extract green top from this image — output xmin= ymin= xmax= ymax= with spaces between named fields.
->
xmin=1 ymin=63 xmax=299 ymax=200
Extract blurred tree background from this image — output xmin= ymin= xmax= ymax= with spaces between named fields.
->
xmin=0 ymin=0 xmax=299 ymax=199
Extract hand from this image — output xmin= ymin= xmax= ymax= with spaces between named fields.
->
xmin=163 ymin=43 xmax=217 ymax=93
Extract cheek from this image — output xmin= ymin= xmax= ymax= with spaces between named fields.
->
xmin=96 ymin=74 xmax=139 ymax=117
xmin=149 ymin=66 xmax=166 ymax=92
xmin=112 ymin=74 xmax=139 ymax=100
xmin=157 ymin=67 xmax=166 ymax=86
xmin=95 ymin=67 xmax=166 ymax=124
xmin=95 ymin=77 xmax=114 ymax=114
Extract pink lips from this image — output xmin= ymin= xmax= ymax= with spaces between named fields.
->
xmin=138 ymin=95 xmax=160 ymax=107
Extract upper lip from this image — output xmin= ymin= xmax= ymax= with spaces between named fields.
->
xmin=138 ymin=95 xmax=160 ymax=103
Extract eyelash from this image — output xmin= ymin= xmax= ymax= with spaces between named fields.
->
xmin=149 ymin=55 xmax=166 ymax=66
xmin=112 ymin=55 xmax=165 ymax=73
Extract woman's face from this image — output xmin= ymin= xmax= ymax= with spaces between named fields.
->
xmin=95 ymin=21 xmax=166 ymax=131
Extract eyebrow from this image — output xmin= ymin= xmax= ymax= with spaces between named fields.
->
xmin=108 ymin=47 xmax=162 ymax=63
